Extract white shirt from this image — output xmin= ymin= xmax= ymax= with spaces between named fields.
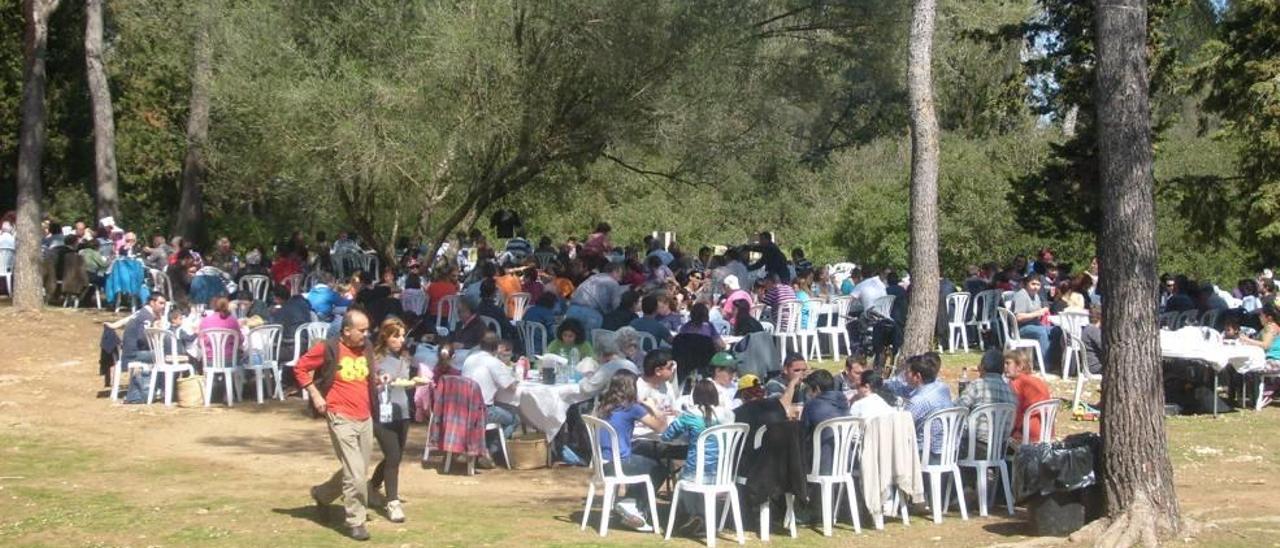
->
xmin=461 ymin=350 xmax=516 ymax=406
xmin=849 ymin=393 xmax=895 ymax=421
xmin=0 ymin=231 xmax=14 ymax=251
xmin=636 ymin=376 xmax=674 ymax=437
xmin=716 ymin=382 xmax=738 ymax=410
xmin=851 ymin=276 xmax=887 ymax=312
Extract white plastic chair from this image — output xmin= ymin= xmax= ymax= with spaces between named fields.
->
xmin=996 ymin=308 xmax=1046 ymax=377
xmin=771 ymin=301 xmax=802 ymax=364
xmin=1021 ymin=399 xmax=1058 ymax=444
xmin=795 ymin=301 xmax=823 ymax=361
xmin=579 ymin=415 xmax=663 ymax=537
xmin=719 ymin=425 xmax=792 ymax=541
xmin=534 ymin=252 xmax=557 ymax=270
xmin=143 ymin=328 xmax=196 ymax=406
xmin=945 ymin=292 xmax=971 ymax=353
xmin=869 ymin=295 xmax=895 ymax=320
xmin=515 ymin=320 xmax=548 ymax=356
xmin=245 ymin=324 xmax=284 ymax=403
xmin=400 ymin=288 xmax=427 ymax=316
xmin=666 ymin=423 xmax=750 ymax=547
xmin=479 ymin=315 xmax=501 ymax=335
xmin=817 ymin=296 xmax=854 ymax=361
xmin=591 ymin=329 xmax=616 ymax=351
xmin=283 ymin=273 xmax=304 ymax=296
xmin=920 ymin=407 xmax=969 ymax=524
xmin=1057 ymin=311 xmax=1090 ymax=381
xmin=637 ymin=331 xmax=659 ymax=353
xmin=1200 ymin=309 xmax=1223 ymax=331
xmin=238 ymin=275 xmax=271 ymax=303
xmin=200 ymin=328 xmax=243 ymax=407
xmin=0 ymin=248 xmax=13 ymax=298
xmin=783 ymin=416 xmax=864 ymax=537
xmin=508 ymin=292 xmax=531 ymax=321
xmin=434 ymin=294 xmax=460 ymax=333
xmin=966 ymin=290 xmax=999 ymax=350
xmin=286 ymin=321 xmax=331 ymax=401
xmin=1173 ymin=309 xmax=1199 ymax=329
xmin=957 ymin=403 xmax=1015 ymax=517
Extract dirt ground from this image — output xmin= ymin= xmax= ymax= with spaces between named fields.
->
xmin=2 ymin=305 xmax=1279 ymax=547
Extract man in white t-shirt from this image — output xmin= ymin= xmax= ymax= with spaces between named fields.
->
xmin=461 ymin=333 xmax=519 ymax=465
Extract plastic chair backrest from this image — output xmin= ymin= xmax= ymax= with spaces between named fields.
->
xmin=962 ymin=403 xmax=1015 ymax=461
xmin=534 ymin=252 xmax=556 ymax=270
xmin=969 ymin=289 xmax=999 ymax=325
xmin=292 ymin=321 xmax=330 ymax=362
xmin=435 ymin=295 xmax=459 ymax=331
xmin=582 ymin=415 xmax=629 ymax=482
xmin=1201 ymin=309 xmax=1222 ymax=331
xmin=750 ymin=303 xmax=765 ymax=320
xmin=303 ymin=271 xmax=321 ymax=292
xmin=591 ymin=329 xmax=615 ymax=351
xmin=947 ymin=292 xmax=970 ymax=324
xmin=401 ymin=289 xmax=427 ymax=315
xmin=920 ymin=407 xmax=969 ymax=467
xmin=870 ymin=295 xmax=895 ymax=319
xmin=637 ymin=332 xmax=659 ymax=353
xmin=809 ymin=416 xmax=864 ymax=477
xmin=480 ymin=316 xmax=502 ymax=337
xmin=200 ymin=328 xmax=241 ymax=371
xmin=1175 ymin=309 xmax=1199 ymax=329
xmin=760 ymin=321 xmax=775 ymax=334
xmin=1000 ymin=291 xmax=1015 ymax=309
xmin=1158 ymin=311 xmax=1177 ymax=329
xmin=996 ymin=308 xmax=1019 ymax=348
xmin=248 ymin=324 xmax=283 ymax=363
xmin=508 ymin=292 xmax=531 ymax=321
xmin=516 ymin=320 xmax=548 ymax=356
xmin=284 ymin=273 xmax=304 ymax=296
xmin=144 ymin=328 xmax=180 ymax=367
xmin=753 ymin=423 xmax=769 ymax=450
xmin=1023 ymin=399 xmax=1058 ymax=443
xmin=691 ymin=423 xmax=750 ymax=486
xmin=829 ymin=296 xmax=853 ymax=328
xmin=775 ymin=301 xmax=801 ymax=334
xmin=1058 ymin=311 xmax=1089 ymax=350
xmin=239 ymin=275 xmax=270 ymax=302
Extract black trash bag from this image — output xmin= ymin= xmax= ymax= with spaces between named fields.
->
xmin=1014 ymin=432 xmax=1101 ymax=501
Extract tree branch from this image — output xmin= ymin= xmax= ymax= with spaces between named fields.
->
xmin=601 ymin=152 xmax=704 ymax=188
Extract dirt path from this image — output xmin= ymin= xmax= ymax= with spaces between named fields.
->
xmin=1 ymin=306 xmax=1278 ymax=547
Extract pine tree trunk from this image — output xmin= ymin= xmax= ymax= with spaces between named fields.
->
xmin=13 ymin=0 xmax=63 ymax=312
xmin=85 ymin=0 xmax=119 ymax=222
xmin=176 ymin=5 xmax=211 ymax=248
xmin=1093 ymin=0 xmax=1182 ymax=544
xmin=900 ymin=0 xmax=941 ymax=357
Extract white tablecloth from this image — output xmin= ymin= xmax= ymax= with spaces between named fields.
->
xmin=495 ymin=381 xmax=590 ymax=441
xmin=1160 ymin=327 xmax=1268 ymax=373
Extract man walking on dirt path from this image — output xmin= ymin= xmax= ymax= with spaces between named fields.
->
xmin=294 ymin=309 xmax=377 ymax=541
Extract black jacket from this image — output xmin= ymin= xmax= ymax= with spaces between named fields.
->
xmin=736 ymin=414 xmax=808 ymax=507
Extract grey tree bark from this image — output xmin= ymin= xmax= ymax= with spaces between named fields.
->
xmin=13 ymin=0 xmax=64 ymax=312
xmin=85 ymin=0 xmax=119 ymax=221
xmin=900 ymin=0 xmax=941 ymax=358
xmin=176 ymin=4 xmax=211 ymax=248
xmin=1092 ymin=0 xmax=1182 ymax=545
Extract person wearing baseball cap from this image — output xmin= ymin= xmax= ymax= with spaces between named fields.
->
xmin=709 ymin=351 xmax=740 ymax=408
xmin=720 ymin=274 xmax=754 ymax=323
xmin=736 ymin=374 xmax=765 ymax=403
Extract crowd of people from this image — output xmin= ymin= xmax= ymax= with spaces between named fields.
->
xmin=10 ymin=211 xmax=1280 ymax=541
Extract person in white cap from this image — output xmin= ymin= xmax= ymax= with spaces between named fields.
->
xmin=719 ymin=274 xmax=754 ymax=324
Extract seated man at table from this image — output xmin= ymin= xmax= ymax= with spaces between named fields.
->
xmin=800 ymin=370 xmax=850 ymax=474
xmin=708 ymin=351 xmax=741 ymax=409
xmin=956 ymin=348 xmax=1015 ymax=453
xmin=602 ymin=290 xmax=641 ymax=331
xmin=629 ymin=294 xmax=674 ymax=346
xmin=765 ymin=353 xmax=810 ymax=411
xmin=833 ymin=353 xmax=867 ymax=393
xmin=636 ymin=349 xmax=677 ymax=419
xmin=461 ymin=332 xmax=520 ymax=468
xmin=888 ymin=353 xmax=952 ymax=461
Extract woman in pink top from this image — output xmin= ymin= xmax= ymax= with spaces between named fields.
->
xmin=199 ymin=296 xmax=243 ymax=363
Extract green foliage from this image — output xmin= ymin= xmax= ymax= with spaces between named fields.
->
xmin=1196 ymin=0 xmax=1280 ymax=266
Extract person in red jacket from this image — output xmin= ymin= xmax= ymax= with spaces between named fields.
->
xmin=295 ymin=309 xmax=377 ymax=541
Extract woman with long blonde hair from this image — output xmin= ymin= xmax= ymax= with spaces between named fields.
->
xmin=369 ymin=317 xmax=413 ymax=523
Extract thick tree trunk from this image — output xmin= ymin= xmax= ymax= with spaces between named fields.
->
xmin=1093 ymin=0 xmax=1181 ymax=545
xmin=176 ymin=5 xmax=211 ymax=248
xmin=85 ymin=0 xmax=119 ymax=222
xmin=900 ymin=0 xmax=941 ymax=357
xmin=13 ymin=0 xmax=63 ymax=312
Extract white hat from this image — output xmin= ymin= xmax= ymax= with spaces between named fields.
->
xmin=724 ymin=274 xmax=740 ymax=291
xmin=1263 ymin=269 xmax=1274 ymax=280
xmin=99 ymin=216 xmax=115 ymax=228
